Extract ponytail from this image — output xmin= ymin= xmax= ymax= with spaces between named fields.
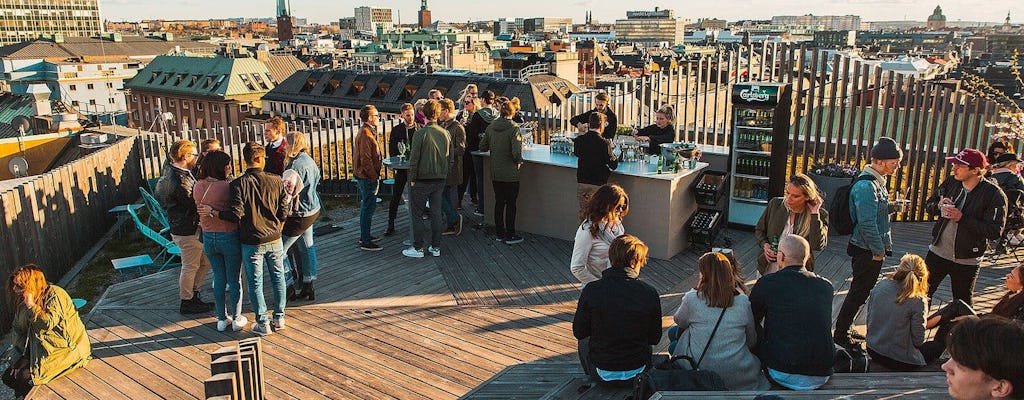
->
xmin=891 ymin=254 xmax=929 ymax=303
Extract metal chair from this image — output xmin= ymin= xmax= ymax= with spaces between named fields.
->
xmin=126 ymin=206 xmax=180 ymax=271
xmin=139 ymin=186 xmax=171 ymax=235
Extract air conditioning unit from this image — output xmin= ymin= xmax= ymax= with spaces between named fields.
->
xmin=80 ymin=133 xmax=109 ymax=144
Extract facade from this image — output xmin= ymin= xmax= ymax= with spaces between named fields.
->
xmin=418 ymin=0 xmax=431 ymax=29
xmin=0 ymin=0 xmax=102 ymax=46
xmin=770 ymin=15 xmax=861 ymax=31
xmin=494 ymin=18 xmax=525 ymax=36
xmin=125 ymin=53 xmax=302 ymax=130
xmin=926 ymin=6 xmax=947 ymax=31
xmin=987 ymin=34 xmax=1024 ymax=58
xmin=354 ymin=6 xmax=393 ymax=34
xmin=524 ymin=18 xmax=573 ymax=35
xmin=615 ymin=9 xmax=687 ymax=46
xmin=813 ymin=31 xmax=857 ymax=48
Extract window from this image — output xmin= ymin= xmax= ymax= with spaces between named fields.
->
xmin=132 ymin=95 xmax=138 ymax=102
xmin=89 ymin=99 xmax=96 ymax=105
xmin=300 ymin=77 xmax=316 ymax=92
xmin=240 ymin=104 xmax=250 ymax=113
xmin=106 ymin=82 xmax=114 ymax=89
xmin=132 ymin=110 xmax=138 ymax=120
xmin=374 ymin=83 xmax=391 ymax=97
xmin=87 ymin=83 xmax=94 ymax=90
xmin=347 ymin=80 xmax=364 ymax=95
xmin=71 ymin=100 xmax=79 ymax=107
xmin=182 ymin=101 xmax=190 ymax=110
xmin=401 ymin=84 xmax=418 ymax=100
xmin=168 ymin=100 xmax=175 ymax=108
xmin=213 ymin=104 xmax=219 ymax=113
xmin=143 ymin=96 xmax=149 ymax=104
xmin=69 ymin=84 xmax=76 ymax=91
xmin=108 ymin=98 xmax=115 ymax=104
xmin=196 ymin=102 xmax=204 ymax=111
xmin=144 ymin=111 xmax=151 ymax=122
xmin=323 ymin=79 xmax=341 ymax=95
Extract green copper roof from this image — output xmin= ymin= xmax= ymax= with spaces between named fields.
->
xmin=125 ymin=55 xmax=277 ymax=99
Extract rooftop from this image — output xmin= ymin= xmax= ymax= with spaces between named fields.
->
xmin=0 ymin=36 xmax=218 ymax=60
xmin=124 ymin=55 xmax=290 ymax=99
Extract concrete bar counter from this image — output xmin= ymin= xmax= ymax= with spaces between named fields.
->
xmin=477 ymin=145 xmax=708 ymax=260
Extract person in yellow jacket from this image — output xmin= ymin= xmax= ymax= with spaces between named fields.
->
xmin=4 ymin=264 xmax=90 ymax=398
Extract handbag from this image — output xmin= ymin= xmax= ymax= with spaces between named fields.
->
xmin=629 ymin=308 xmax=729 ymax=400
xmin=833 ymin=344 xmax=870 ymax=373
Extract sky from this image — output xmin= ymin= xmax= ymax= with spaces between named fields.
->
xmin=101 ymin=0 xmax=1024 ymax=25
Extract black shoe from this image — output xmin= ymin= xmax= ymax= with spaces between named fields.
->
xmin=193 ymin=291 xmax=213 ymax=307
xmin=360 ymin=241 xmax=383 ymax=251
xmin=287 ymin=285 xmax=300 ymax=301
xmin=180 ymin=299 xmax=211 ymax=315
xmin=301 ymin=282 xmax=315 ymax=301
xmin=505 ymin=235 xmax=524 ymax=244
xmin=385 ymin=226 xmax=396 ymax=236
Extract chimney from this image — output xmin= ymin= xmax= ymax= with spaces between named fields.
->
xmin=26 ymin=84 xmax=52 ymax=116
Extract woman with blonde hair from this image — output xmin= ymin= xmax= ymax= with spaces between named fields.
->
xmin=570 ymin=184 xmax=628 ymax=285
xmin=4 ymin=265 xmax=90 ymax=397
xmin=634 ymin=105 xmax=676 ymax=155
xmin=282 ymin=130 xmax=322 ymax=301
xmin=754 ymin=173 xmax=829 ymax=274
xmin=866 ymin=254 xmax=941 ymax=370
xmin=670 ymin=252 xmax=769 ymax=390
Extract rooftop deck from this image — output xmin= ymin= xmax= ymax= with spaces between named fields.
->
xmin=28 ymin=209 xmax=1015 ymax=399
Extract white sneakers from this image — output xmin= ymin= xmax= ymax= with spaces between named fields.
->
xmin=428 ymin=246 xmax=441 ymax=257
xmin=403 ymin=246 xmax=441 ymax=257
xmin=217 ymin=315 xmax=250 ymax=332
xmin=217 ymin=319 xmax=231 ymax=332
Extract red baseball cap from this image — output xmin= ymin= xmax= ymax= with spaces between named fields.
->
xmin=945 ymin=148 xmax=988 ymax=169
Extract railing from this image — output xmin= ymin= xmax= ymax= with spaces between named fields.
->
xmin=0 ymin=135 xmax=142 ymax=333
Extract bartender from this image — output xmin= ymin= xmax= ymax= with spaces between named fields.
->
xmin=569 ymin=92 xmax=617 ymax=140
xmin=635 ymin=105 xmax=676 ymax=155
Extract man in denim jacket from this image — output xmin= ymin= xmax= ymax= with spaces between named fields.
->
xmin=834 ymin=137 xmax=902 ymax=347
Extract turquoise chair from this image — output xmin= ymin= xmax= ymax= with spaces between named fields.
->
xmin=126 ymin=206 xmax=180 ymax=271
xmin=139 ymin=186 xmax=171 ymax=235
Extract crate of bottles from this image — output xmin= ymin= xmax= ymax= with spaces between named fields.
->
xmin=688 ymin=208 xmax=723 ymax=246
xmin=694 ymin=170 xmax=728 ymax=206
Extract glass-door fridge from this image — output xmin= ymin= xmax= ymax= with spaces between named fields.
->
xmin=728 ymin=82 xmax=792 ymax=226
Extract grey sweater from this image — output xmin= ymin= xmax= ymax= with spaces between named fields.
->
xmin=866 ymin=279 xmax=927 ymax=366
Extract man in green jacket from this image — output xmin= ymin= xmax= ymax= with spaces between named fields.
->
xmin=404 ymin=99 xmax=453 ymax=258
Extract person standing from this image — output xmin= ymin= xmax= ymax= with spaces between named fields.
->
xmin=386 ymin=103 xmax=419 ymax=236
xmin=281 ymin=131 xmax=322 ymax=301
xmin=202 ymin=142 xmax=290 ymax=336
xmin=457 ymin=97 xmax=481 ymax=208
xmin=440 ymin=98 xmax=466 ymax=235
xmin=354 ymin=105 xmax=383 ymax=251
xmin=923 ymin=148 xmax=1006 ymax=307
xmin=263 ymin=116 xmax=288 ymax=175
xmin=573 ymin=112 xmax=619 ymax=208
xmin=480 ymin=97 xmax=524 ymax=244
xmin=155 ymin=139 xmax=213 ymax=315
xmin=570 ymin=92 xmax=618 ymax=140
xmin=754 ymin=174 xmax=829 ymax=274
xmin=833 ymin=137 xmax=902 ymax=348
xmin=571 ymin=184 xmax=628 ymax=286
xmin=193 ymin=151 xmax=247 ymax=332
xmin=750 ymin=234 xmax=835 ymax=390
xmin=573 ymin=235 xmax=661 ymax=387
xmin=467 ymin=91 xmax=499 ymax=217
xmin=634 ymin=106 xmax=676 ymax=155
xmin=403 ymin=99 xmax=452 ymax=258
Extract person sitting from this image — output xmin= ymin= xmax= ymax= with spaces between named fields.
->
xmin=670 ymin=252 xmax=770 ymax=391
xmin=750 ymin=234 xmax=835 ymax=390
xmin=570 ymin=184 xmax=628 ymax=286
xmin=866 ymin=254 xmax=944 ymax=371
xmin=754 ymin=173 xmax=828 ymax=275
xmin=3 ymin=265 xmax=91 ymax=398
xmin=573 ymin=234 xmax=661 ymax=386
xmin=930 ymin=264 xmax=1024 ymax=343
xmin=942 ymin=317 xmax=1024 ymax=400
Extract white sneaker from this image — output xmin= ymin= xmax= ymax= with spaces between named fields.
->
xmin=403 ymin=247 xmax=425 ymax=258
xmin=231 ymin=316 xmax=249 ymax=332
xmin=217 ymin=318 xmax=233 ymax=332
xmin=403 ymin=239 xmax=413 ymax=246
xmin=271 ymin=317 xmax=285 ymax=331
xmin=1012 ymin=234 xmax=1024 ymax=246
xmin=428 ymin=246 xmax=440 ymax=257
xmin=252 ymin=322 xmax=272 ymax=336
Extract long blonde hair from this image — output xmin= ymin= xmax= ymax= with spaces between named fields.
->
xmin=890 ymin=254 xmax=929 ymax=303
xmin=7 ymin=264 xmax=49 ymax=318
xmin=787 ymin=173 xmax=823 ymax=237
xmin=285 ymin=130 xmax=309 ymax=159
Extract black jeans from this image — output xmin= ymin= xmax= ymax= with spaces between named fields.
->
xmin=458 ymin=155 xmax=477 ymax=203
xmin=493 ymin=181 xmax=520 ymax=239
xmin=387 ymin=170 xmax=408 ymax=228
xmin=834 ymin=244 xmax=884 ymax=339
xmin=925 ymin=251 xmax=981 ymax=307
xmin=3 ymin=361 xmax=32 ymax=397
xmin=577 ymin=338 xmax=647 ymax=388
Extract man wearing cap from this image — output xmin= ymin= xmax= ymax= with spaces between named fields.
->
xmin=923 ymin=148 xmax=1006 ymax=307
xmin=834 ymin=137 xmax=902 ymax=348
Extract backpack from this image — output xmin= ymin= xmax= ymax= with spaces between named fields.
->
xmin=833 ymin=344 xmax=870 ymax=373
xmin=830 ymin=174 xmax=877 ymax=235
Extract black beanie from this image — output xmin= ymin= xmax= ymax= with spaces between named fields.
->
xmin=871 ymin=137 xmax=902 ymax=160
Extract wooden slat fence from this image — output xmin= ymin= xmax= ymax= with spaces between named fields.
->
xmin=0 ymin=135 xmax=141 ymax=333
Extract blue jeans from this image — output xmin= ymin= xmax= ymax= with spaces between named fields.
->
xmin=282 ymin=225 xmax=317 ymax=285
xmin=203 ymin=231 xmax=243 ymax=322
xmin=241 ymin=240 xmax=286 ymax=324
xmin=442 ymin=184 xmax=459 ymax=227
xmin=356 ymin=178 xmax=379 ymax=243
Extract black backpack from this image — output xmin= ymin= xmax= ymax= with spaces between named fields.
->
xmin=829 ymin=174 xmax=876 ymax=235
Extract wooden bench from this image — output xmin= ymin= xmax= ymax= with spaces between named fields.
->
xmin=652 ymin=372 xmax=948 ymax=399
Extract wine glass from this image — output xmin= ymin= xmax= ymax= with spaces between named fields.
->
xmin=397 ymin=142 xmax=407 ymax=162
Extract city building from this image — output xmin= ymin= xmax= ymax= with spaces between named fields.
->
xmin=0 ymin=0 xmax=102 ymax=46
xmin=523 ymin=18 xmax=573 ymax=35
xmin=125 ymin=52 xmax=303 ymax=130
xmin=277 ymin=0 xmax=294 ymax=41
xmin=697 ymin=18 xmax=728 ymax=30
xmin=987 ymin=34 xmax=1024 ymax=58
xmin=813 ymin=31 xmax=857 ymax=48
xmin=418 ymin=0 xmax=431 ymax=29
xmin=770 ymin=14 xmax=861 ymax=31
xmin=1 ymin=34 xmax=219 ymax=125
xmin=355 ymin=6 xmax=394 ymax=34
xmin=926 ymin=6 xmax=947 ymax=30
xmin=494 ymin=18 xmax=525 ymax=37
xmin=857 ymin=31 xmax=958 ymax=54
xmin=615 ymin=8 xmax=688 ymax=46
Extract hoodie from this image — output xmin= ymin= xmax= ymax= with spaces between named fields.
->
xmin=466 ymin=107 xmax=499 ymax=152
xmin=480 ymin=117 xmax=523 ymax=182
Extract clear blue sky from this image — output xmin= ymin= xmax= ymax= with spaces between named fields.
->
xmin=102 ymin=0 xmax=1022 ymax=25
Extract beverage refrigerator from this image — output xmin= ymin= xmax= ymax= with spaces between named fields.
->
xmin=728 ymin=82 xmax=792 ymax=226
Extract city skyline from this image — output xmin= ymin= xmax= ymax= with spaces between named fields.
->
xmin=101 ymin=0 xmax=1023 ymax=25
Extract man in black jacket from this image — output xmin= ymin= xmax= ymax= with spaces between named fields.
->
xmin=924 ymin=148 xmax=1006 ymax=307
xmin=573 ymin=234 xmax=661 ymax=386
xmin=573 ymin=112 xmax=619 ymax=208
xmin=201 ymin=142 xmax=291 ymax=336
xmin=750 ymin=234 xmax=834 ymax=390
xmin=155 ymin=139 xmax=213 ymax=315
xmin=570 ymin=92 xmax=617 ymax=140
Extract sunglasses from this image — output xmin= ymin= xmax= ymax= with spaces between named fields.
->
xmin=615 ymin=204 xmax=627 ymax=212
xmin=712 ymin=247 xmax=733 ymax=254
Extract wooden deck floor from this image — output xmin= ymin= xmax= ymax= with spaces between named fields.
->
xmin=28 ymin=207 xmax=1017 ymax=399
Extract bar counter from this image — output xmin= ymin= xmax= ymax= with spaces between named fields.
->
xmin=478 ymin=145 xmax=708 ymax=260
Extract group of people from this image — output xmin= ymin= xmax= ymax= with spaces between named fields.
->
xmin=354 ymin=87 xmax=529 ymax=256
xmin=155 ymin=116 xmax=323 ymax=337
xmin=571 ymin=135 xmax=1024 ymax=399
